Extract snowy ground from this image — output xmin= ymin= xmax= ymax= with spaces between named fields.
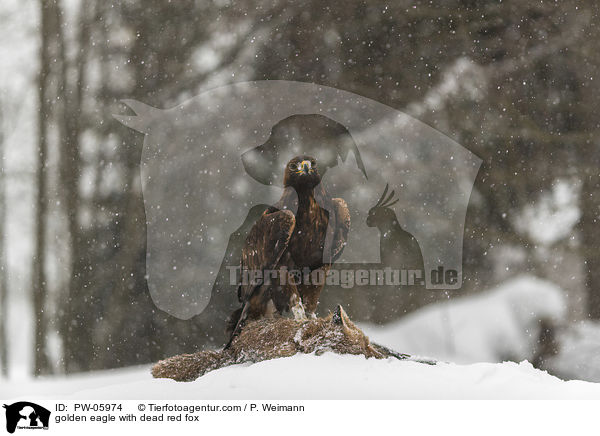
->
xmin=3 ymin=353 xmax=600 ymax=400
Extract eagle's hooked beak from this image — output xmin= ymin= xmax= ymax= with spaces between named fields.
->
xmin=299 ymin=160 xmax=312 ymax=174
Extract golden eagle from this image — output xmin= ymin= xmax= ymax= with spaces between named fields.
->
xmin=226 ymin=155 xmax=350 ymax=346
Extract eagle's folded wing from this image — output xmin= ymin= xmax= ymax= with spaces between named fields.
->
xmin=330 ymin=198 xmax=351 ymax=263
xmin=239 ymin=209 xmax=296 ymax=303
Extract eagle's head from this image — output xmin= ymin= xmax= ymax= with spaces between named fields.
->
xmin=283 ymin=155 xmax=321 ymax=190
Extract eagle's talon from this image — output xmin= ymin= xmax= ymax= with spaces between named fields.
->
xmin=291 ymin=301 xmax=307 ymax=320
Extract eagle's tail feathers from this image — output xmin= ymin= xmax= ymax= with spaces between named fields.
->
xmin=224 ymin=302 xmax=250 ymax=350
xmin=226 ymin=307 xmax=243 ymax=337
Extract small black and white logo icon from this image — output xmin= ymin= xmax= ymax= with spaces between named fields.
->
xmin=3 ymin=402 xmax=50 ymax=434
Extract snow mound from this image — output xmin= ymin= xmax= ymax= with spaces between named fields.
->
xmin=3 ymin=352 xmax=600 ymax=400
xmin=547 ymin=321 xmax=600 ymax=382
xmin=362 ymin=275 xmax=566 ymax=363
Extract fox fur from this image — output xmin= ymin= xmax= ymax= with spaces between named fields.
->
xmin=152 ymin=305 xmax=420 ymax=382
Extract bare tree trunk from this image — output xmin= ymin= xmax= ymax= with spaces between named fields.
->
xmin=54 ymin=0 xmax=89 ymax=373
xmin=32 ymin=0 xmax=52 ymax=376
xmin=0 ymin=108 xmax=8 ymax=377
xmin=580 ymin=172 xmax=600 ymax=319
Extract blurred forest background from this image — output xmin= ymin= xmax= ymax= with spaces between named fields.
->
xmin=0 ymin=0 xmax=599 ymax=378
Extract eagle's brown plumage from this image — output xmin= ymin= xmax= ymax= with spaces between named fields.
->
xmin=226 ymin=155 xmax=350 ymax=347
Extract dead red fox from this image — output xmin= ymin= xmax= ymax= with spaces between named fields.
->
xmin=152 ymin=306 xmax=429 ymax=382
